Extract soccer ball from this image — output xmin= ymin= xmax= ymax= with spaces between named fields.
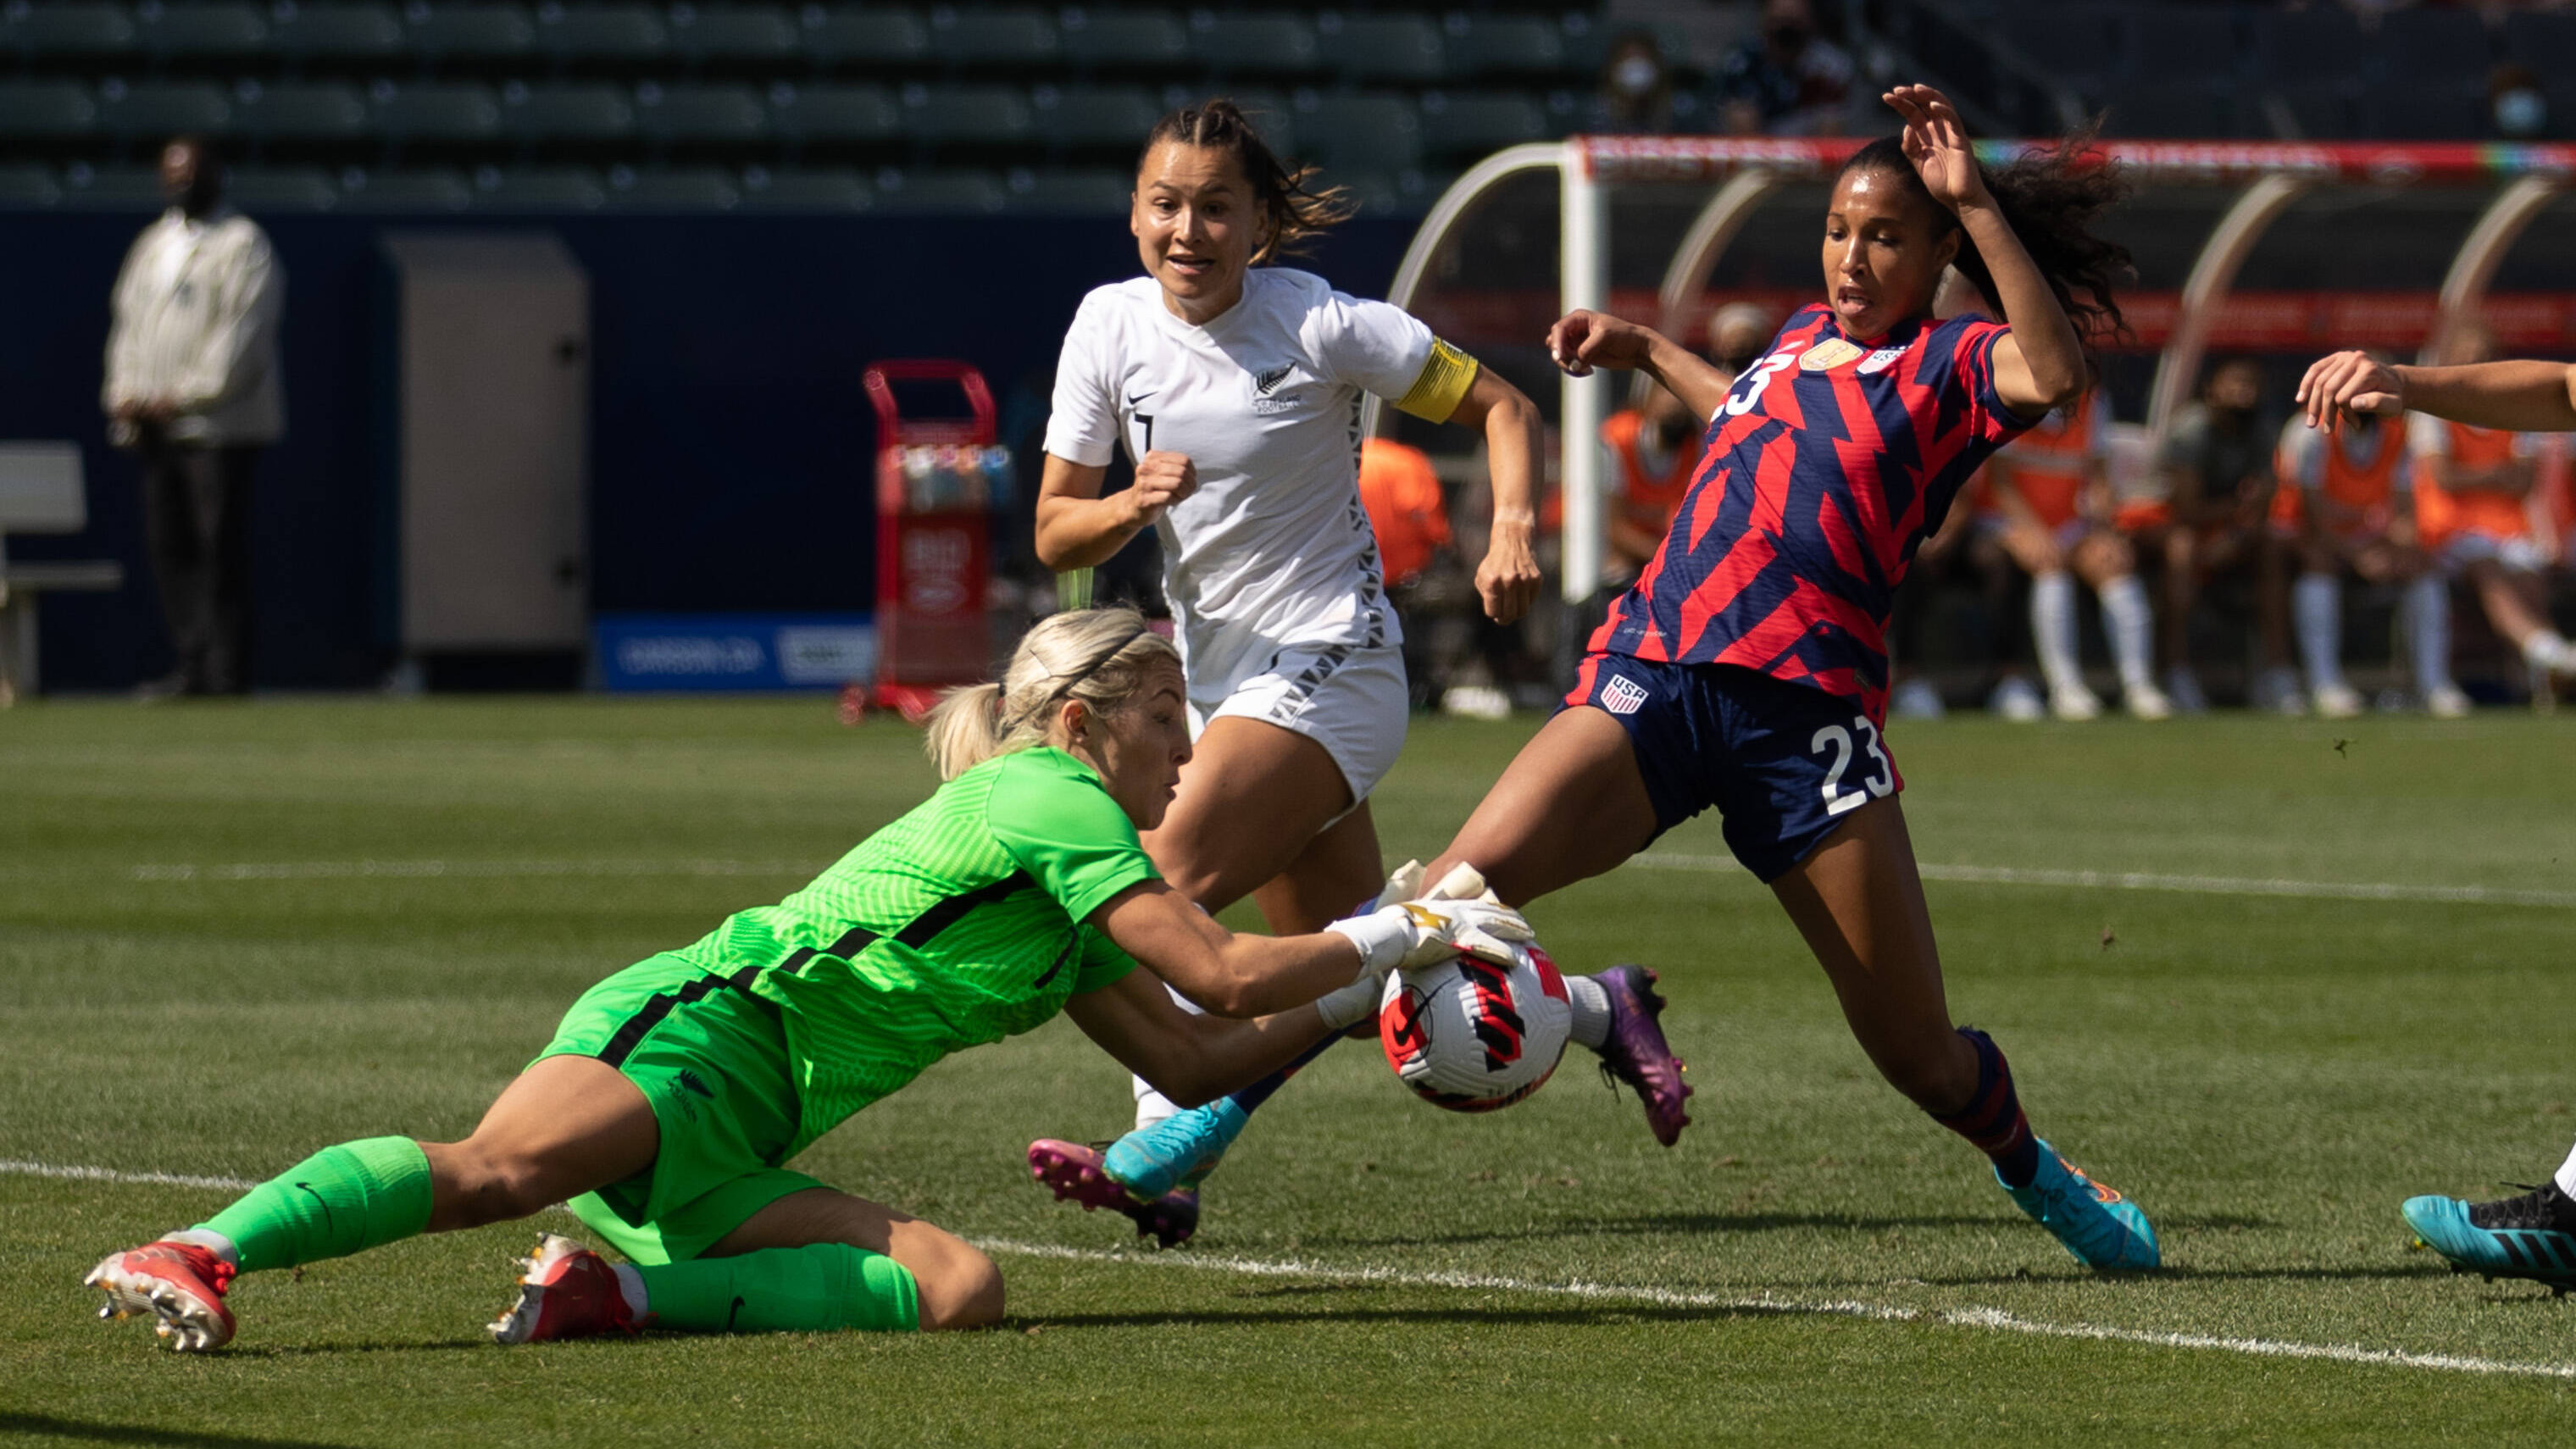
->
xmin=1376 ymin=940 xmax=1573 ymax=1112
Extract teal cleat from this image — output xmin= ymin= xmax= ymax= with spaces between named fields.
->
xmin=2000 ymin=1140 xmax=2160 ymax=1271
xmin=2402 ymin=1185 xmax=2576 ymax=1291
xmin=1102 ymin=1098 xmax=1250 ymax=1200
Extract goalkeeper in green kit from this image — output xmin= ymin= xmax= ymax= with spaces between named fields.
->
xmin=85 ymin=608 xmax=1530 ymax=1351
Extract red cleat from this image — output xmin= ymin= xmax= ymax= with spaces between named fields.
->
xmin=86 ymin=1241 xmax=238 ymax=1352
xmin=489 ymin=1235 xmax=641 ymax=1344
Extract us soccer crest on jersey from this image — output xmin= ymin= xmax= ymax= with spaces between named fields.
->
xmin=1589 ymin=303 xmax=2037 ymax=729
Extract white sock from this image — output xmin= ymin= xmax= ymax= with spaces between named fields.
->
xmin=164 ymin=1227 xmax=239 ymax=1266
xmin=2294 ymin=573 xmax=2344 ymax=693
xmin=1132 ymin=980 xmax=1206 ymax=1130
xmin=612 ymin=1263 xmax=650 ymax=1319
xmin=2523 ymin=630 xmax=2574 ymax=673
xmin=2030 ymin=570 xmax=2082 ymax=696
xmin=2554 ymin=1138 xmax=2576 ymax=1201
xmin=2098 ymin=574 xmax=2155 ymax=692
xmin=2405 ymin=575 xmax=2452 ymax=696
xmin=1566 ymin=973 xmax=1611 ymax=1050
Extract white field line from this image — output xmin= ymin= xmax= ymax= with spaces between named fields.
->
xmin=1629 ymin=855 xmax=2576 ymax=910
xmin=0 ymin=1159 xmax=256 ymax=1191
xmin=974 ymin=1236 xmax=2576 ymax=1380
xmin=9 ymin=1162 xmax=2562 ymax=1381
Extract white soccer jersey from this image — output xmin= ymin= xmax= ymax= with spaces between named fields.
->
xmin=1044 ymin=268 xmax=1475 ymax=697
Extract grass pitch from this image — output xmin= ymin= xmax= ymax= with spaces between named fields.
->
xmin=5 ymin=697 xmax=2576 ymax=1445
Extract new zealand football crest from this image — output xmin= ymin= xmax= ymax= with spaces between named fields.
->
xmin=1251 ymin=363 xmax=1302 ymax=415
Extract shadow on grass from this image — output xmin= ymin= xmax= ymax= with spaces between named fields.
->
xmin=0 ymin=1413 xmax=355 ymax=1449
xmin=1018 ymin=1301 xmax=1801 ymax=1332
xmin=1319 ymin=1208 xmax=2279 ymax=1247
xmin=1910 ymin=1263 xmax=2440 ymax=1288
xmin=210 ymin=1341 xmax=491 ymax=1359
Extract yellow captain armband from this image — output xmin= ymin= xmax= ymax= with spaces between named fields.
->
xmin=1391 ymin=337 xmax=1481 ymax=423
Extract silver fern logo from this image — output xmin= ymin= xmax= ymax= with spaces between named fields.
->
xmin=1254 ymin=364 xmax=1294 ymax=395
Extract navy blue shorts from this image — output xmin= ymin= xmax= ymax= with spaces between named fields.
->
xmin=1560 ymin=654 xmax=1904 ymax=882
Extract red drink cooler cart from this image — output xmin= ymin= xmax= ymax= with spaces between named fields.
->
xmin=862 ymin=360 xmax=1002 ymax=720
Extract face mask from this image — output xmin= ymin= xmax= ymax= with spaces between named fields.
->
xmin=1613 ymin=56 xmax=1659 ymax=97
xmin=2496 ymin=88 xmax=2545 ymax=140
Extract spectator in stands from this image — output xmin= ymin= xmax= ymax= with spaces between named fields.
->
xmin=1591 ymin=32 xmax=1680 ymax=136
xmin=2271 ymin=386 xmax=2461 ymax=718
xmin=2157 ymin=357 xmax=2290 ymax=713
xmin=1357 ymin=435 xmax=1457 ymax=711
xmin=103 ymin=136 xmax=283 ymax=698
xmin=2490 ymin=64 xmax=2548 ymax=142
xmin=2407 ymin=325 xmax=2574 ymax=705
xmin=1590 ymin=305 xmax=1770 ymax=652
xmin=1713 ymin=0 xmax=1856 ymax=137
xmin=1985 ymin=389 xmax=2170 ymax=719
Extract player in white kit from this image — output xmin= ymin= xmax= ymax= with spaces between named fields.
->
xmin=2301 ymin=344 xmax=2576 ymax=1289
xmin=1025 ymin=101 xmax=1692 ymax=1245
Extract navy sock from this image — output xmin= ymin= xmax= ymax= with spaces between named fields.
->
xmin=1927 ymin=1027 xmax=2042 ymax=1188
xmin=1218 ymin=891 xmax=1379 ymax=1116
xmin=1228 ymin=1030 xmax=1341 ymax=1113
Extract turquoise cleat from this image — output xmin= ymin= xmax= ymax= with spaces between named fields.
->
xmin=1102 ymin=1098 xmax=1251 ymax=1200
xmin=2402 ymin=1186 xmax=2576 ymax=1291
xmin=2000 ymin=1140 xmax=2160 ymax=1271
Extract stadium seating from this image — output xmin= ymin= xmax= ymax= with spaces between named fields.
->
xmin=1056 ymin=8 xmax=1186 ymax=74
xmin=1314 ymin=14 xmax=1445 ymax=86
xmin=136 ymin=3 xmax=271 ymax=61
xmin=0 ymin=3 xmax=2533 ymax=214
xmin=268 ymin=4 xmax=408 ymax=65
xmin=666 ymin=4 xmax=797 ymax=69
xmin=96 ymin=78 xmax=229 ymax=137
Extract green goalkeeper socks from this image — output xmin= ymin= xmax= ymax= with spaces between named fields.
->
xmin=634 ymin=1244 xmax=921 ymax=1333
xmin=195 ymin=1137 xmax=435 ymax=1274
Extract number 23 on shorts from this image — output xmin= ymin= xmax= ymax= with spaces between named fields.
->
xmin=1811 ymin=717 xmax=1894 ymax=817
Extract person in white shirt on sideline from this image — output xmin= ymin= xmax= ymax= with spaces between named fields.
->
xmin=1025 ymin=100 xmax=1692 ymax=1246
xmin=102 ymin=136 xmax=284 ymax=698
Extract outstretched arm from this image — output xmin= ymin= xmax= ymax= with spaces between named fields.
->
xmin=1441 ymin=369 xmax=1545 ymax=625
xmin=2298 ymin=352 xmax=2576 ymax=436
xmin=1089 ymin=879 xmax=1368 ymax=1019
xmin=1546 ymin=312 xmax=1735 ymax=422
xmin=1885 ymin=85 xmax=2085 ymax=415
xmin=1063 ymin=970 xmax=1337 ymax=1109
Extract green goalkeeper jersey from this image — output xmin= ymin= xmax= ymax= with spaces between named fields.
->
xmin=671 ymin=746 xmax=1156 ymax=1156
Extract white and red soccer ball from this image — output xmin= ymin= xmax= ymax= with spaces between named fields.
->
xmin=1376 ymin=940 xmax=1573 ymax=1112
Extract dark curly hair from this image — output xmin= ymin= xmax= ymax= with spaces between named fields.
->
xmin=1840 ymin=124 xmax=2133 ymax=346
xmin=1137 ymin=99 xmax=1353 ymax=264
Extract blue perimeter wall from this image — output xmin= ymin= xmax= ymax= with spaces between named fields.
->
xmin=4 ymin=212 xmax=1410 ymax=690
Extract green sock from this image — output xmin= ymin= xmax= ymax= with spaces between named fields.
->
xmin=196 ymin=1137 xmax=435 ymax=1274
xmin=634 ymin=1244 xmax=921 ymax=1333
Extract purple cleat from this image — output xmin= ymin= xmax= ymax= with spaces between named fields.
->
xmin=1028 ymin=1139 xmax=1201 ymax=1248
xmin=1591 ymin=964 xmax=1692 ymax=1146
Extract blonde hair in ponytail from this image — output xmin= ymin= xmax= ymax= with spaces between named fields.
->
xmin=923 ymin=608 xmax=1182 ymax=780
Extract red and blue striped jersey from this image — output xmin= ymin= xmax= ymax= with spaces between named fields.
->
xmin=1589 ymin=303 xmax=2035 ymax=725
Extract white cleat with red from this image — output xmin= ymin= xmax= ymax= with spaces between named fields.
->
xmin=86 ymin=1241 xmax=238 ymax=1352
xmin=489 ymin=1234 xmax=640 ymax=1345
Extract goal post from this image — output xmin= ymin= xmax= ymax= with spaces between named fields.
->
xmin=1381 ymin=136 xmax=2576 ymax=605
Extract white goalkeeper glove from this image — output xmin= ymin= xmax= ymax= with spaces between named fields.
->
xmin=1314 ymin=861 xmax=1530 ymax=1030
xmin=1324 ymin=896 xmax=1534 ymax=976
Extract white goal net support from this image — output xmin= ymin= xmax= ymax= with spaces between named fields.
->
xmin=1374 ymin=136 xmax=2576 ymax=603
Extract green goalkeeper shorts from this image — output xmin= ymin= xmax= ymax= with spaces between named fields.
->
xmin=534 ymin=952 xmax=826 ymax=1266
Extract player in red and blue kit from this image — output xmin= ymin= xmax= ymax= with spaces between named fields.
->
xmin=1073 ymin=87 xmax=2158 ymax=1274
xmin=1419 ymin=86 xmax=2160 ymax=1272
